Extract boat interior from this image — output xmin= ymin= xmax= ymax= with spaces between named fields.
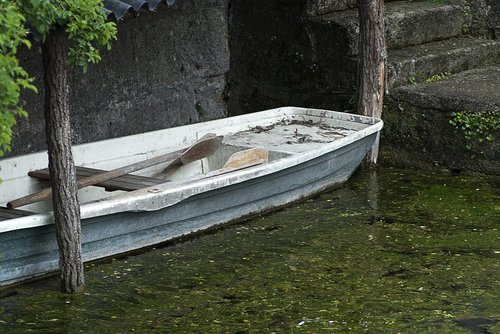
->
xmin=0 ymin=139 xmax=294 ymax=220
xmin=0 ymin=114 xmax=357 ymax=221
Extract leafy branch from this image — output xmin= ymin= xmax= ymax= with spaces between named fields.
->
xmin=0 ymin=3 xmax=35 ymax=156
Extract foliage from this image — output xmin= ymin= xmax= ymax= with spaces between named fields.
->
xmin=407 ymin=71 xmax=451 ymax=85
xmin=0 ymin=0 xmax=117 ymax=157
xmin=408 ymin=75 xmax=417 ymax=85
xmin=0 ymin=2 xmax=34 ymax=156
xmin=425 ymin=71 xmax=451 ymax=83
xmin=449 ymin=110 xmax=500 ymax=149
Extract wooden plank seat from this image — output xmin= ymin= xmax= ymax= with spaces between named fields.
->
xmin=0 ymin=207 xmax=33 ymax=222
xmin=29 ymin=167 xmax=165 ymax=192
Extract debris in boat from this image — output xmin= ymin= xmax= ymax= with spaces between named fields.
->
xmin=288 ymin=119 xmax=314 ymax=126
xmin=250 ymin=125 xmax=275 ymax=133
xmin=297 ymin=136 xmax=310 ymax=143
xmin=293 ymin=128 xmax=313 ymax=143
xmin=251 ymin=119 xmax=317 ymax=133
xmin=317 ymin=130 xmax=348 ymax=137
xmin=238 ymin=121 xmax=352 ymax=146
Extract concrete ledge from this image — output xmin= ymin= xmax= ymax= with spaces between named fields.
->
xmin=392 ymin=66 xmax=500 ymax=111
xmin=388 ymin=37 xmax=500 ymax=88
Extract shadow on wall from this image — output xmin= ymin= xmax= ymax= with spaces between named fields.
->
xmin=228 ymin=0 xmax=358 ymax=116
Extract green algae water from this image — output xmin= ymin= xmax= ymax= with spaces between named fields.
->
xmin=0 ymin=167 xmax=498 ymax=333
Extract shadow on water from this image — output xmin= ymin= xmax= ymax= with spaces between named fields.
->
xmin=454 ymin=318 xmax=499 ymax=334
xmin=0 ymin=167 xmax=499 ymax=333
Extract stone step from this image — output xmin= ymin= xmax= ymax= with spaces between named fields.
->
xmin=305 ymin=0 xmax=401 ymax=16
xmin=388 ymin=37 xmax=500 ymax=88
xmin=309 ymin=0 xmax=466 ymax=56
xmin=383 ymin=66 xmax=500 ymax=173
xmin=385 ymin=1 xmax=465 ymax=49
xmin=391 ymin=66 xmax=500 ymax=111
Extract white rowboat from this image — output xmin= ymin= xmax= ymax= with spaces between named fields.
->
xmin=0 ymin=107 xmax=383 ymax=286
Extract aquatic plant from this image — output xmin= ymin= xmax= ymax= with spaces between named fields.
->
xmin=449 ymin=110 xmax=499 ymax=149
xmin=425 ymin=72 xmax=451 ymax=83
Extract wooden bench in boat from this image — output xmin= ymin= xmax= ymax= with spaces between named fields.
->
xmin=0 ymin=207 xmax=33 ymax=222
xmin=29 ymin=167 xmax=165 ymax=192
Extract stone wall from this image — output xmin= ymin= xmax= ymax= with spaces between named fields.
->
xmin=452 ymin=0 xmax=500 ymax=37
xmin=9 ymin=0 xmax=229 ymax=157
xmin=228 ymin=0 xmax=354 ymax=116
xmin=229 ymin=0 xmax=309 ymax=115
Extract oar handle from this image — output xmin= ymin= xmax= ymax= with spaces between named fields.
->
xmin=7 ymin=187 xmax=54 ymax=209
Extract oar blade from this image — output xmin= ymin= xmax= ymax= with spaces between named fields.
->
xmin=180 ymin=134 xmax=224 ymax=164
xmin=160 ymin=134 xmax=224 ymax=178
xmin=223 ymin=147 xmax=269 ymax=169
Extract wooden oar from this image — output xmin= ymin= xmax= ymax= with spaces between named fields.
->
xmin=7 ymin=134 xmax=223 ymax=209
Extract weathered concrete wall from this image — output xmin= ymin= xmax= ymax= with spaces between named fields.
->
xmin=229 ymin=0 xmax=307 ymax=115
xmin=9 ymin=0 xmax=229 ymax=157
xmin=228 ymin=0 xmax=353 ymax=116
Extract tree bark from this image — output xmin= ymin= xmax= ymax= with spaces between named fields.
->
xmin=357 ymin=0 xmax=387 ymax=164
xmin=42 ymin=26 xmax=84 ymax=293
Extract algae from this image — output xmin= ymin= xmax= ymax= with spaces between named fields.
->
xmin=0 ymin=167 xmax=498 ymax=333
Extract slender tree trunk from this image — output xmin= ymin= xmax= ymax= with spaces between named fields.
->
xmin=357 ymin=0 xmax=387 ymax=164
xmin=42 ymin=26 xmax=84 ymax=293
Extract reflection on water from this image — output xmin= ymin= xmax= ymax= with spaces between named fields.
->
xmin=0 ymin=167 xmax=499 ymax=333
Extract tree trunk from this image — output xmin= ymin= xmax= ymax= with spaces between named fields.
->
xmin=42 ymin=26 xmax=84 ymax=293
xmin=357 ymin=0 xmax=387 ymax=164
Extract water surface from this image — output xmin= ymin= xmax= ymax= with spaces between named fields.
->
xmin=0 ymin=167 xmax=498 ymax=333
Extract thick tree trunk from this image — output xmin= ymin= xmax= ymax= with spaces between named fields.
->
xmin=357 ymin=0 xmax=386 ymax=164
xmin=42 ymin=26 xmax=84 ymax=293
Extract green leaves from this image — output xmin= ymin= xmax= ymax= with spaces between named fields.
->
xmin=62 ymin=0 xmax=117 ymax=72
xmin=0 ymin=2 xmax=34 ymax=156
xmin=0 ymin=0 xmax=117 ymax=156
xmin=14 ymin=0 xmax=60 ymax=40
xmin=449 ymin=110 xmax=500 ymax=149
